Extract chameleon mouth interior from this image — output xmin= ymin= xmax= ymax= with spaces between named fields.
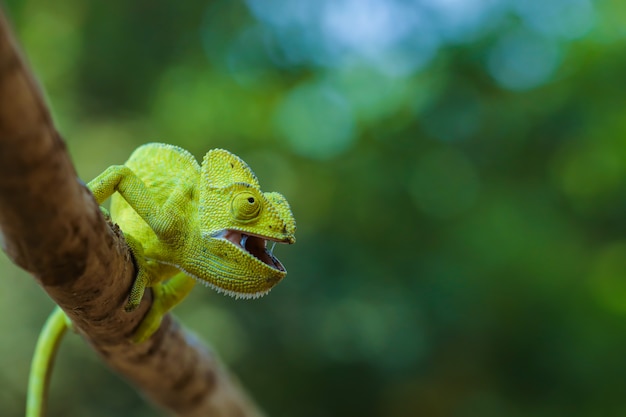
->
xmin=218 ymin=230 xmax=285 ymax=272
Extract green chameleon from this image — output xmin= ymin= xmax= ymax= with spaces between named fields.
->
xmin=26 ymin=143 xmax=296 ymax=417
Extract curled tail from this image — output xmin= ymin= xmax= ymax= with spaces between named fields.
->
xmin=26 ymin=307 xmax=70 ymax=417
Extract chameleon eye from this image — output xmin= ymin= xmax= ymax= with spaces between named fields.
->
xmin=232 ymin=191 xmax=261 ymax=221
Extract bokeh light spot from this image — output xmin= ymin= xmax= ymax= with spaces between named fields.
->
xmin=225 ymin=25 xmax=274 ymax=86
xmin=274 ymin=81 xmax=356 ymax=159
xmin=321 ymin=0 xmax=413 ymax=54
xmin=427 ymin=0 xmax=502 ymax=42
xmin=487 ymin=30 xmax=560 ymax=91
xmin=514 ymin=0 xmax=595 ymax=39
xmin=409 ymin=147 xmax=480 ymax=218
xmin=552 ymin=143 xmax=624 ymax=203
xmin=332 ymin=64 xmax=413 ymax=124
xmin=420 ymin=88 xmax=483 ymax=142
xmin=589 ymin=242 xmax=626 ymax=314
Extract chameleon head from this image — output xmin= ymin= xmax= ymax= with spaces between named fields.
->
xmin=195 ymin=149 xmax=296 ymax=298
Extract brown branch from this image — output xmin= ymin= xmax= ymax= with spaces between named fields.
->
xmin=0 ymin=10 xmax=263 ymax=417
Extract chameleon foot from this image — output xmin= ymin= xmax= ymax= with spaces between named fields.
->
xmin=132 ymin=284 xmax=166 ymax=343
xmin=131 ymin=274 xmax=196 ymax=343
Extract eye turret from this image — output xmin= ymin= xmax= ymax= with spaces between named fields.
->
xmin=231 ymin=191 xmax=261 ymax=221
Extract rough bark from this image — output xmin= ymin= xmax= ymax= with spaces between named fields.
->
xmin=0 ymin=10 xmax=263 ymax=417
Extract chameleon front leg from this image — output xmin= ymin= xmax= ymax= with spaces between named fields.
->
xmin=132 ymin=273 xmax=196 ymax=343
xmin=87 ymin=165 xmax=178 ymax=238
xmin=26 ymin=307 xmax=71 ymax=417
xmin=122 ymin=233 xmax=160 ymax=312
xmin=87 ymin=166 xmax=184 ymax=336
xmin=121 ymin=235 xmax=193 ymax=343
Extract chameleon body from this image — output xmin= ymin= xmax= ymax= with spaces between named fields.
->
xmin=26 ymin=143 xmax=296 ymax=417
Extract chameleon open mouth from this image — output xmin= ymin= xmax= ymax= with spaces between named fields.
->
xmin=217 ymin=230 xmax=285 ymax=272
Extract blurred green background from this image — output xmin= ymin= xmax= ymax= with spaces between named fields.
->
xmin=1 ymin=0 xmax=626 ymax=416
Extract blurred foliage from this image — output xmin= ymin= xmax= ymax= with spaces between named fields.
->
xmin=1 ymin=0 xmax=626 ymax=416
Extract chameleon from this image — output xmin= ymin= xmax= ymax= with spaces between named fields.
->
xmin=25 ymin=143 xmax=296 ymax=417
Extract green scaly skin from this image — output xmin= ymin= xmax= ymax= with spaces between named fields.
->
xmin=25 ymin=143 xmax=296 ymax=417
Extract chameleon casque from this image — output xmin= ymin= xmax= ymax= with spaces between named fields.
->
xmin=26 ymin=143 xmax=296 ymax=417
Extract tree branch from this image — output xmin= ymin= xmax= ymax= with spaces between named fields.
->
xmin=0 ymin=10 xmax=263 ymax=417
